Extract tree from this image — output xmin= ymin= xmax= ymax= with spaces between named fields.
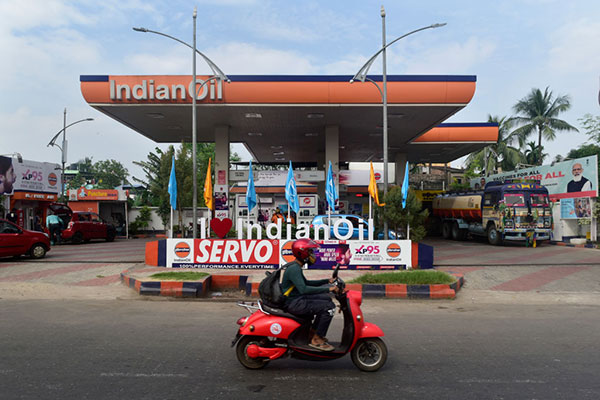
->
xmin=382 ymin=187 xmax=429 ymax=242
xmin=131 ymin=143 xmax=239 ymax=231
xmin=511 ymin=87 xmax=578 ymax=165
xmin=566 ymin=144 xmax=600 ymax=179
xmin=67 ymin=157 xmax=94 ymax=190
xmin=92 ymin=159 xmax=129 ymax=189
xmin=465 ymin=115 xmax=524 ymax=175
xmin=524 ymin=142 xmax=548 ymax=166
xmin=578 ymin=114 xmax=600 ymax=144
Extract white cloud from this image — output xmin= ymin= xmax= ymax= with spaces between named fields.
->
xmin=401 ymin=37 xmax=497 ymax=75
xmin=548 ymin=18 xmax=600 ymax=75
xmin=211 ymin=42 xmax=315 ymax=74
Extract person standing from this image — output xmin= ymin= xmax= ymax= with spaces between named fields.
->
xmin=46 ymin=210 xmax=62 ymax=245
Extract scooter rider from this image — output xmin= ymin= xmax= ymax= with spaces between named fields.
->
xmin=281 ymin=239 xmax=338 ymax=352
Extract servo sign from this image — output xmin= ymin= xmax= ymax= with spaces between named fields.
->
xmin=167 ymin=239 xmax=280 ymax=269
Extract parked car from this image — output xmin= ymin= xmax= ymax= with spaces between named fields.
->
xmin=0 ymin=218 xmax=51 ymax=259
xmin=310 ymin=214 xmax=399 ymax=240
xmin=48 ymin=203 xmax=116 ymax=244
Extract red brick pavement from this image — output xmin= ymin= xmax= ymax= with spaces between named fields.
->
xmin=490 ymin=266 xmax=591 ymax=291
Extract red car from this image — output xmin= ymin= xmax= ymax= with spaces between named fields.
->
xmin=0 ymin=218 xmax=51 ymax=259
xmin=49 ymin=203 xmax=116 ymax=244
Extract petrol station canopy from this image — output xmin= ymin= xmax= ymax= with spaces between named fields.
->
xmin=80 ymin=74 xmax=498 ymax=164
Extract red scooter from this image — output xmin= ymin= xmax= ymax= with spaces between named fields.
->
xmin=232 ymin=264 xmax=387 ymax=372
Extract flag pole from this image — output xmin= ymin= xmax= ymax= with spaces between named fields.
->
xmin=170 ymin=206 xmax=173 ymax=238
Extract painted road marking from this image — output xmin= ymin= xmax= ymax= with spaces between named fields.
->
xmin=491 ymin=266 xmax=590 ymax=291
xmin=100 ymin=372 xmax=188 ymax=378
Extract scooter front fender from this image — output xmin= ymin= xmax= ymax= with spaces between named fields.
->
xmin=359 ymin=322 xmax=385 ymax=339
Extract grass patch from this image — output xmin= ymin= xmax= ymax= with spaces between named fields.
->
xmin=348 ymin=270 xmax=455 ymax=285
xmin=149 ymin=272 xmax=209 ymax=281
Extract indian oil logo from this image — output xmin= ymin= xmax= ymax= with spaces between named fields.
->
xmin=48 ymin=173 xmax=58 ymax=187
xmin=281 ymin=240 xmax=295 ymax=263
xmin=386 ymin=243 xmax=401 ymax=258
xmin=174 ymin=242 xmax=191 ymax=258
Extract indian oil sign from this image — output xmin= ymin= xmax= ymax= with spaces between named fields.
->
xmin=109 ymin=77 xmax=224 ymax=102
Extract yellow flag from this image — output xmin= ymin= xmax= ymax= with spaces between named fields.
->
xmin=203 ymin=158 xmax=214 ymax=210
xmin=368 ymin=162 xmax=385 ymax=206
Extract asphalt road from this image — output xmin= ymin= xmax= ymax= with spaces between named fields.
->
xmin=1 ymin=299 xmax=599 ymax=400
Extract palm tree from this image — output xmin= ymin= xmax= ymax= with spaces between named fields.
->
xmin=466 ymin=115 xmax=524 ymax=175
xmin=511 ymin=87 xmax=578 ymax=165
xmin=524 ymin=142 xmax=548 ymax=166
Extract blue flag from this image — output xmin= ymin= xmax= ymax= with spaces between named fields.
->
xmin=246 ymin=160 xmax=257 ymax=212
xmin=326 ymin=161 xmax=338 ymax=211
xmin=285 ymin=161 xmax=299 ymax=214
xmin=401 ymin=161 xmax=409 ymax=208
xmin=168 ymin=156 xmax=177 ymax=210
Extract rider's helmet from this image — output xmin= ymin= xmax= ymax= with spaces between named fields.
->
xmin=292 ymin=239 xmax=320 ymax=265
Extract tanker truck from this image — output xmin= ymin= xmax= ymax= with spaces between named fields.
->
xmin=432 ymin=180 xmax=552 ymax=245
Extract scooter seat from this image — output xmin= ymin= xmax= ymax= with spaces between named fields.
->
xmin=261 ymin=303 xmax=310 ymax=324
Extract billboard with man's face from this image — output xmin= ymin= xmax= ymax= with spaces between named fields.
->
xmin=0 ymin=156 xmax=61 ymax=195
xmin=0 ymin=156 xmax=17 ymax=195
xmin=470 ymin=155 xmax=598 ymax=199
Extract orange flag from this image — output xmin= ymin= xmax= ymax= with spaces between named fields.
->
xmin=368 ymin=162 xmax=385 ymax=206
xmin=203 ymin=158 xmax=214 ymax=210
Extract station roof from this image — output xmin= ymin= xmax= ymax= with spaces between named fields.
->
xmin=80 ymin=74 xmax=497 ymax=164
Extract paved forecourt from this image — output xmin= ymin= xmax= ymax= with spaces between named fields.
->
xmin=1 ymin=236 xmax=599 ymax=300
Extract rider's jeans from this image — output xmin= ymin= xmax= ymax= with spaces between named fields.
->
xmin=287 ymin=293 xmax=335 ymax=338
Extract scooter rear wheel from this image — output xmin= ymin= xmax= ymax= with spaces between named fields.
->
xmin=351 ymin=338 xmax=387 ymax=372
xmin=236 ymin=336 xmax=270 ymax=369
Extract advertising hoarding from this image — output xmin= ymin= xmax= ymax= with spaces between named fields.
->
xmin=1 ymin=156 xmax=60 ymax=195
xmin=470 ymin=155 xmax=598 ymax=199
xmin=167 ymin=239 xmax=281 ymax=268
xmin=280 ymin=240 xmax=411 ymax=270
xmin=560 ymin=198 xmax=593 ymax=219
xmin=166 ymin=239 xmax=413 ymax=269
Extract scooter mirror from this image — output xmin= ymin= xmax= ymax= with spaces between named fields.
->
xmin=332 ymin=263 xmax=340 ymax=279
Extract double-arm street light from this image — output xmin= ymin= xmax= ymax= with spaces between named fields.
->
xmin=350 ymin=6 xmax=446 ymax=239
xmin=133 ymin=7 xmax=230 ymax=238
xmin=47 ymin=108 xmax=94 ymax=201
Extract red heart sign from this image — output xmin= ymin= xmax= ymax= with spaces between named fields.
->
xmin=210 ymin=218 xmax=233 ymax=238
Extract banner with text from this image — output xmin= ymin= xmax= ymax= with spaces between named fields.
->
xmin=470 ymin=155 xmax=598 ymax=200
xmin=167 ymin=239 xmax=280 ymax=268
xmin=280 ymin=240 xmax=412 ymax=270
xmin=1 ymin=156 xmax=60 ymax=195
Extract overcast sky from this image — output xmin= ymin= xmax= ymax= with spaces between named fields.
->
xmin=1 ymin=0 xmax=599 ymax=182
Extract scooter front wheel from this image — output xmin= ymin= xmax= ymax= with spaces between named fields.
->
xmin=351 ymin=338 xmax=387 ymax=372
xmin=236 ymin=335 xmax=270 ymax=370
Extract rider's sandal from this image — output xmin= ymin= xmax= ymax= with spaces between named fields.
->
xmin=309 ymin=342 xmax=334 ymax=352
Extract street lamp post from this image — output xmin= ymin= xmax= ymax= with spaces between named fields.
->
xmin=350 ymin=8 xmax=445 ymax=239
xmin=47 ymin=108 xmax=94 ymax=201
xmin=133 ymin=8 xmax=229 ymax=239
